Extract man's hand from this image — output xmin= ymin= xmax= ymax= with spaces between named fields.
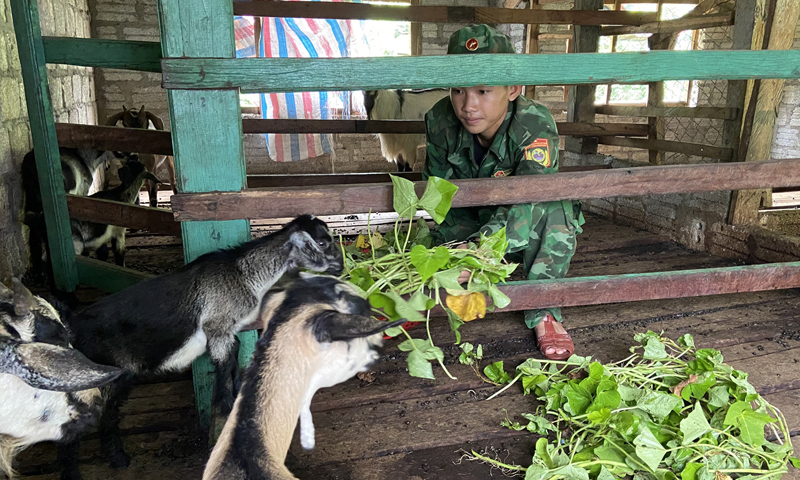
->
xmin=456 ymin=243 xmax=471 ymax=283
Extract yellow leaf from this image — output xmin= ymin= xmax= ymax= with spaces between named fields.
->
xmin=370 ymin=232 xmax=385 ymax=249
xmin=446 ymin=292 xmax=487 ymax=322
xmin=356 ymin=234 xmax=370 ymax=249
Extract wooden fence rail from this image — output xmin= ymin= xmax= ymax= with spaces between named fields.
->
xmin=160 ymin=50 xmax=800 ymax=92
xmin=231 ymin=2 xmax=657 ymax=25
xmin=597 ymin=136 xmax=733 ymax=160
xmin=595 ymin=105 xmax=738 ymax=120
xmin=66 ymin=195 xmax=181 ymax=236
xmin=170 ymin=158 xmax=800 ymax=221
xmin=54 ymin=122 xmax=649 ymax=155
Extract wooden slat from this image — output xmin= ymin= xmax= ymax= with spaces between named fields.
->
xmin=10 ymin=0 xmax=79 ymax=290
xmin=54 ymin=122 xmax=648 ymax=156
xmin=245 ymin=165 xmax=611 ymax=189
xmin=161 ymin=50 xmax=800 ymax=92
xmin=600 ymin=12 xmax=733 ymax=36
xmin=55 ymin=123 xmax=174 ymax=155
xmin=170 ymin=158 xmax=800 ymax=221
xmin=596 ymin=105 xmax=738 ymax=119
xmin=231 ymin=2 xmax=657 ymax=25
xmin=75 ymin=256 xmax=155 ymax=293
xmin=598 ymin=135 xmax=733 ymax=160
xmin=42 ymin=37 xmax=162 ymax=72
xmin=243 ymin=119 xmax=649 ymax=136
xmin=247 ymin=261 xmax=800 ymax=329
xmin=66 ymin=195 xmax=181 ymax=236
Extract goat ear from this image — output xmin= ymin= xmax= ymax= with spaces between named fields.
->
xmin=104 ymin=111 xmax=124 ymax=126
xmin=11 ymin=278 xmax=35 ymax=317
xmin=289 ymin=230 xmax=316 ymax=250
xmin=3 ymin=340 xmax=122 ymax=392
xmin=313 ymin=312 xmax=405 ymax=343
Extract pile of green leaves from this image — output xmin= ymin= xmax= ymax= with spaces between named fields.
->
xmin=341 ymin=175 xmax=517 ymax=379
xmin=470 ymin=332 xmax=798 ymax=480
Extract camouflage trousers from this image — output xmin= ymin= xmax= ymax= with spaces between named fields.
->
xmin=432 ymin=200 xmax=583 ymax=328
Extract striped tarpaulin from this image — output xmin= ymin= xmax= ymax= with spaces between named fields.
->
xmin=235 ymin=6 xmax=359 ymax=162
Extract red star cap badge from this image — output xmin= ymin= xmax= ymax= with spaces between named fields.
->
xmin=465 ymin=38 xmax=479 ymax=51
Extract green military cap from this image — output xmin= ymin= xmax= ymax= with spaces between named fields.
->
xmin=447 ymin=24 xmax=516 ymax=54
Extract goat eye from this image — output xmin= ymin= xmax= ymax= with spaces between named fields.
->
xmin=318 ymin=240 xmax=328 ymax=247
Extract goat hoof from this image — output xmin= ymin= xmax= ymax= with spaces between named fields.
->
xmin=108 ymin=451 xmax=131 ymax=469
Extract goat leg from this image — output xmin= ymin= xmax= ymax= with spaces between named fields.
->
xmin=147 ymin=178 xmax=159 ymax=208
xmin=210 ymin=335 xmax=240 ymax=415
xmin=57 ymin=440 xmax=83 ymax=480
xmin=95 ymin=245 xmax=110 ymax=262
xmin=99 ymin=373 xmax=134 ymax=469
xmin=111 ymin=236 xmax=125 ymax=267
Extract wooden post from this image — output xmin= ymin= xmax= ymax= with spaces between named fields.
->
xmin=728 ymin=0 xmax=800 ymax=225
xmin=410 ymin=0 xmax=422 ymax=56
xmin=524 ymin=0 xmax=539 ymax=99
xmin=722 ymin=0 xmax=766 ymax=162
xmin=10 ymin=0 xmax=79 ymax=291
xmin=647 ymin=0 xmax=665 ymax=165
xmin=158 ymin=0 xmax=256 ymax=426
xmin=565 ymin=0 xmax=601 ymax=154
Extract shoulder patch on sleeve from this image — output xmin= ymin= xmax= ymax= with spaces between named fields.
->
xmin=523 ymin=138 xmax=551 ymax=167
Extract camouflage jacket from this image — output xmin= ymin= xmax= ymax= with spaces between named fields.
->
xmin=422 ymin=95 xmax=582 ymax=252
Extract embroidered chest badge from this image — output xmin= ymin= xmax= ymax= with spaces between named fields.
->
xmin=524 ymin=138 xmax=552 ymax=167
xmin=493 ymin=169 xmax=511 ymax=178
xmin=465 ymin=38 xmax=479 ymax=51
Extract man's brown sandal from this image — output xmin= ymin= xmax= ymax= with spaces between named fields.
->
xmin=537 ymin=314 xmax=574 ymax=360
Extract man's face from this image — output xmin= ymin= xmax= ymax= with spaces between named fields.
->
xmin=450 ymin=85 xmax=522 ymax=145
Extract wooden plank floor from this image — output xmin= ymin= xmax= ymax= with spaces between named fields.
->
xmin=13 ymin=213 xmax=800 ymax=479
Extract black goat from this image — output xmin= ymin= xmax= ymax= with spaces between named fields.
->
xmin=0 ymin=279 xmax=122 ymax=480
xmin=203 ymin=274 xmax=403 ymax=480
xmin=65 ymin=215 xmax=344 ymax=469
xmin=70 ymin=159 xmax=160 ymax=266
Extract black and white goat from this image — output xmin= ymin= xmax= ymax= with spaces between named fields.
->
xmin=22 ymin=148 xmax=133 ymax=283
xmin=65 ymin=215 xmax=344 ymax=468
xmin=203 ymin=274 xmax=402 ymax=480
xmin=0 ymin=279 xmax=122 ymax=479
xmin=363 ymin=89 xmax=449 ymax=172
xmin=105 ymin=105 xmax=176 ymax=207
xmin=71 ymin=159 xmax=160 ymax=266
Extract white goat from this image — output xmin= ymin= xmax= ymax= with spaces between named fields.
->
xmin=203 ymin=274 xmax=403 ymax=480
xmin=0 ymin=279 xmax=122 ymax=479
xmin=364 ymin=89 xmax=449 ymax=172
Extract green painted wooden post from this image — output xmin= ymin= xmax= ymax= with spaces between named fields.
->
xmin=157 ymin=0 xmax=256 ymax=426
xmin=10 ymin=0 xmax=78 ymax=291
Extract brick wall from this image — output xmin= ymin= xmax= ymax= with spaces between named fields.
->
xmin=769 ymin=20 xmax=800 ymax=161
xmin=0 ymin=0 xmax=95 ymax=280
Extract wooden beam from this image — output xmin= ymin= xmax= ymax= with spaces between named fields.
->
xmin=600 ymin=12 xmax=733 ymax=36
xmin=231 ymin=2 xmax=657 ymax=25
xmin=10 ymin=0 xmax=79 ymax=291
xmin=160 ymin=0 xmax=254 ymax=427
xmin=524 ymin=0 xmax=540 ymax=99
xmin=245 ymin=165 xmax=611 ymax=189
xmin=245 ymin=261 xmax=800 ymax=328
xmin=647 ymin=0 xmax=666 ymax=165
xmin=75 ymin=256 xmax=155 ymax=294
xmin=728 ymin=0 xmax=800 ymax=225
xmin=55 ymin=122 xmax=648 ymax=155
xmin=42 ymin=37 xmax=161 ymax=72
xmin=55 ymin=123 xmax=174 ymax=155
xmin=161 ymin=50 xmax=800 ymax=92
xmin=66 ymin=195 xmax=181 ymax=236
xmin=596 ymin=105 xmax=737 ymax=119
xmin=410 ymin=0 xmax=422 ymax=57
xmin=722 ymin=0 xmax=766 ymax=162
xmin=598 ymin=136 xmax=732 ymax=160
xmin=565 ymin=0 xmax=601 ymax=155
xmin=170 ymin=158 xmax=800 ymax=221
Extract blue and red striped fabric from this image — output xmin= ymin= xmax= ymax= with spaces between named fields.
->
xmin=235 ymin=6 xmax=359 ymax=162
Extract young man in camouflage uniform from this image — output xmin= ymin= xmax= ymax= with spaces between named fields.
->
xmin=422 ymin=24 xmax=584 ymax=360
